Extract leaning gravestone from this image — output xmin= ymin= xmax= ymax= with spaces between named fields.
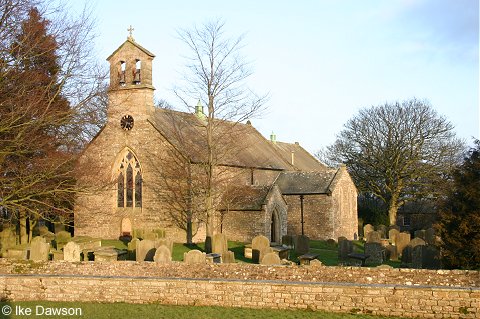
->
xmin=63 ymin=241 xmax=81 ymax=262
xmin=363 ymin=224 xmax=374 ymax=239
xmin=395 ymin=232 xmax=411 ymax=257
xmin=376 ymin=225 xmax=387 ymax=239
xmin=252 ymin=235 xmax=270 ymax=263
xmin=338 ymin=238 xmax=353 ymax=261
xmin=364 ymin=242 xmax=385 ymax=265
xmin=29 ymin=236 xmax=50 ymax=261
xmin=153 ymin=245 xmax=172 ymax=263
xmin=295 ymin=235 xmax=310 ymax=255
xmin=260 ymin=252 xmax=281 ymax=265
xmin=136 ymin=239 xmax=156 ymax=261
xmin=183 ymin=249 xmax=206 ymax=264
xmin=212 ymin=233 xmax=228 ymax=256
xmin=388 ymin=229 xmax=400 ymax=246
xmin=366 ymin=231 xmax=382 ymax=243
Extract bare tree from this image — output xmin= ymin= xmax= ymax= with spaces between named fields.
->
xmin=0 ymin=0 xmax=106 ymax=242
xmin=324 ymin=98 xmax=464 ymax=226
xmin=174 ymin=20 xmax=267 ymax=251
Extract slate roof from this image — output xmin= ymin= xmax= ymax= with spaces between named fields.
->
xmin=271 ymin=141 xmax=327 ymax=171
xmin=149 ymin=108 xmax=293 ymax=170
xmin=275 ymin=169 xmax=340 ymax=195
xmin=219 ymin=185 xmax=271 ymax=211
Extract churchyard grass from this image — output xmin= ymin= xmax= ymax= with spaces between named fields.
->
xmin=1 ymin=301 xmax=406 ymax=319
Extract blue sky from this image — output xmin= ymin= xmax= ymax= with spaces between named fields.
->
xmin=69 ymin=0 xmax=478 ymax=153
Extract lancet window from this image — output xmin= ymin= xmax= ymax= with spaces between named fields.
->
xmin=117 ymin=151 xmax=142 ymax=208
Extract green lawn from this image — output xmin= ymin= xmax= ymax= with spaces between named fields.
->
xmin=0 ymin=301 xmax=406 ymax=319
xmin=101 ymin=238 xmax=401 ymax=267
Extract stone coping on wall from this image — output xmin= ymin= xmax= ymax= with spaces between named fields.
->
xmin=1 ymin=259 xmax=479 ymax=288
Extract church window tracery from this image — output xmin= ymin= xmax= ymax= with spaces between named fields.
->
xmin=117 ymin=151 xmax=142 ymax=208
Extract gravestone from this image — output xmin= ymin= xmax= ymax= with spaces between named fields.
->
xmin=366 ymin=231 xmax=382 ymax=243
xmin=260 ymin=252 xmax=281 ymax=265
xmin=144 ymin=232 xmax=157 ymax=241
xmin=38 ymin=226 xmax=49 ymax=236
xmin=376 ymin=225 xmax=387 ymax=239
xmin=29 ymin=236 xmax=50 ymax=261
xmin=401 ymin=237 xmax=426 ymax=267
xmin=388 ymin=229 xmax=400 ymax=245
xmin=363 ymin=224 xmax=374 ymax=239
xmin=385 ymin=244 xmax=398 ymax=261
xmin=55 ymin=231 xmax=71 ymax=249
xmin=136 ymin=239 xmax=156 ymax=261
xmin=338 ymin=238 xmax=353 ymax=261
xmin=63 ymin=241 xmax=81 ymax=262
xmin=395 ymin=232 xmax=411 ymax=257
xmin=222 ymin=250 xmax=235 ymax=263
xmin=0 ymin=228 xmax=17 ymax=256
xmin=409 ymin=237 xmax=426 ymax=249
xmin=295 ymin=235 xmax=310 ymax=255
xmin=414 ymin=230 xmax=426 ymax=240
xmin=127 ymin=238 xmax=140 ymax=260
xmin=252 ymin=235 xmax=270 ymax=263
xmin=309 ymin=259 xmax=323 ymax=268
xmin=94 ymin=248 xmax=126 ymax=262
xmin=212 ymin=233 xmax=228 ymax=256
xmin=154 ymin=238 xmax=173 ymax=255
xmin=388 ymin=225 xmax=400 ymax=232
xmin=184 ymin=249 xmax=206 ymax=264
xmin=364 ymin=242 xmax=385 ymax=265
xmin=153 ymin=245 xmax=172 ymax=263
xmin=412 ymin=244 xmax=441 ymax=269
xmin=425 ymin=228 xmax=436 ymax=245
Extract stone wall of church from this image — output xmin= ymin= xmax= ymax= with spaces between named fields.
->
xmin=285 ymin=194 xmax=335 ymax=240
xmin=74 ymin=115 xmax=200 ymax=243
xmin=220 ymin=210 xmax=266 ymax=242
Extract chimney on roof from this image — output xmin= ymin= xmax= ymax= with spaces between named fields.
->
xmin=195 ymin=100 xmax=206 ymax=119
xmin=270 ymin=132 xmax=276 ymax=144
xmin=291 ymin=151 xmax=295 ymax=166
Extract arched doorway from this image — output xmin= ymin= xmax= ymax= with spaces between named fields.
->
xmin=121 ymin=218 xmax=132 ymax=236
xmin=271 ymin=209 xmax=280 ymax=244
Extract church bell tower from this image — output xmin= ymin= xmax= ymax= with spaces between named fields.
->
xmin=106 ymin=27 xmax=155 ymax=124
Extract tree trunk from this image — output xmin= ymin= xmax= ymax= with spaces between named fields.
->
xmin=387 ymin=190 xmax=401 ymax=226
xmin=19 ymin=210 xmax=28 ymax=245
xmin=186 ymin=218 xmax=193 ymax=245
xmin=204 ymin=94 xmax=215 ymax=253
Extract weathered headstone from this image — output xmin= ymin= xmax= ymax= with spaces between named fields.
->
xmin=252 ymin=235 xmax=270 ymax=263
xmin=395 ymin=232 xmax=411 ymax=257
xmin=295 ymin=235 xmax=310 ymax=255
xmin=364 ymin=242 xmax=385 ymax=265
xmin=153 ymin=245 xmax=172 ymax=263
xmin=63 ymin=241 xmax=81 ymax=262
xmin=425 ymin=228 xmax=436 ymax=245
xmin=388 ymin=225 xmax=400 ymax=232
xmin=363 ymin=224 xmax=374 ymax=239
xmin=385 ymin=244 xmax=398 ymax=261
xmin=38 ymin=226 xmax=49 ymax=236
xmin=212 ymin=233 xmax=228 ymax=255
xmin=29 ymin=236 xmax=50 ymax=261
xmin=94 ymin=248 xmax=126 ymax=262
xmin=401 ymin=237 xmax=426 ymax=267
xmin=144 ymin=232 xmax=157 ymax=241
xmin=388 ymin=229 xmax=400 ymax=245
xmin=0 ymin=228 xmax=17 ymax=256
xmin=183 ymin=249 xmax=206 ymax=264
xmin=136 ymin=239 xmax=156 ymax=261
xmin=222 ymin=250 xmax=235 ymax=263
xmin=154 ymin=238 xmax=173 ymax=255
xmin=260 ymin=252 xmax=281 ymax=265
xmin=366 ymin=231 xmax=382 ymax=243
xmin=414 ymin=230 xmax=426 ymax=240
xmin=409 ymin=237 xmax=426 ymax=249
xmin=338 ymin=238 xmax=353 ymax=261
xmin=309 ymin=259 xmax=323 ymax=268
xmin=376 ymin=225 xmax=387 ymax=239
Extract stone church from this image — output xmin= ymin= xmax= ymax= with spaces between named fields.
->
xmin=74 ymin=35 xmax=358 ymax=243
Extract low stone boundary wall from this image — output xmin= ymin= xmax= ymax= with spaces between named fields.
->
xmin=1 ymin=274 xmax=478 ymax=318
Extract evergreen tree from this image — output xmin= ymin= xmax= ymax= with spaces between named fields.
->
xmin=436 ymin=140 xmax=480 ymax=269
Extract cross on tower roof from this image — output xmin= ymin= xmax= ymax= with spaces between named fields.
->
xmin=127 ymin=25 xmax=134 ymax=41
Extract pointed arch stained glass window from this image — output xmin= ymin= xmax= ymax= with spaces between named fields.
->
xmin=117 ymin=151 xmax=142 ymax=208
